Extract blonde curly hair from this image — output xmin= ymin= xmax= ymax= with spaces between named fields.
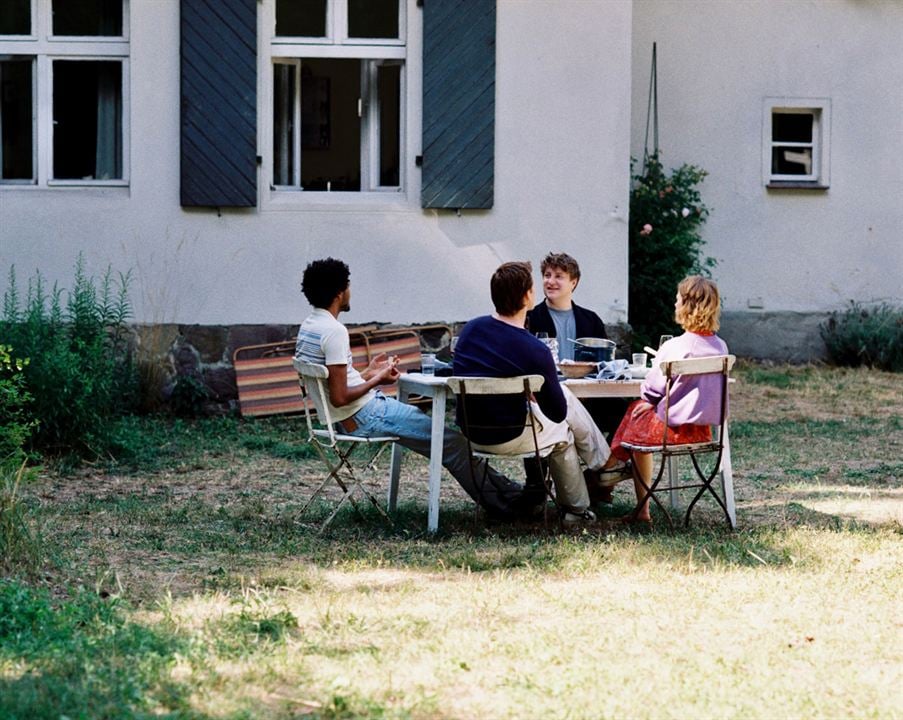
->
xmin=675 ymin=275 xmax=721 ymax=333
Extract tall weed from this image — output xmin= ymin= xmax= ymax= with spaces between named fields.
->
xmin=0 ymin=462 xmax=44 ymax=576
xmin=1 ymin=255 xmax=139 ymax=457
xmin=0 ymin=344 xmax=35 ymax=467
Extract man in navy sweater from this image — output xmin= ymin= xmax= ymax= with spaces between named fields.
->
xmin=453 ymin=261 xmax=613 ymax=526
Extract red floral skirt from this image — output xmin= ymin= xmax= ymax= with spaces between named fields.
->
xmin=610 ymin=400 xmax=712 ymax=462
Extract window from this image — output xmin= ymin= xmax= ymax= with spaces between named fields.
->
xmin=0 ymin=0 xmax=129 ymax=186
xmin=269 ymin=0 xmax=405 ymax=194
xmin=763 ymin=98 xmax=830 ymax=188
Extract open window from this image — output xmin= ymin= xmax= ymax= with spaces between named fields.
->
xmin=270 ymin=0 xmax=405 ymax=194
xmin=763 ymin=98 xmax=830 ymax=189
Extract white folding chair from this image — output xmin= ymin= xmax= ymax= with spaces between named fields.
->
xmin=446 ymin=375 xmax=559 ymax=523
xmin=621 ymin=354 xmax=737 ymax=529
xmin=293 ymin=359 xmax=398 ymax=533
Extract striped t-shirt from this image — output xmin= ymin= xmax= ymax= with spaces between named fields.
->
xmin=295 ymin=309 xmax=373 ymax=422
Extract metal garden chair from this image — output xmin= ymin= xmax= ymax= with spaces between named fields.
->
xmin=446 ymin=375 xmax=559 ymax=524
xmin=621 ymin=354 xmax=737 ymax=529
xmin=293 ymin=359 xmax=397 ymax=533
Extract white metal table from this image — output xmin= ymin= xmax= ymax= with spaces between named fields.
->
xmin=387 ymin=374 xmax=683 ymax=532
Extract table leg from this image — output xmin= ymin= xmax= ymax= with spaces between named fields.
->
xmin=387 ymin=386 xmax=408 ymax=512
xmin=427 ymin=390 xmax=447 ymax=533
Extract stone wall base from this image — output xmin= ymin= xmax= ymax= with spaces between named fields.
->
xmin=719 ymin=311 xmax=829 ymax=363
xmin=132 ymin=315 xmax=827 ymax=415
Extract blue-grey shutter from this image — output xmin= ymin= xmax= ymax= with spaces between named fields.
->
xmin=180 ymin=0 xmax=257 ymax=207
xmin=421 ymin=0 xmax=495 ymax=209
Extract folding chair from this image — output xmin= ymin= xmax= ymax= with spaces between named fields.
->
xmin=446 ymin=375 xmax=559 ymax=524
xmin=621 ymin=354 xmax=737 ymax=529
xmin=293 ymin=359 xmax=398 ymax=533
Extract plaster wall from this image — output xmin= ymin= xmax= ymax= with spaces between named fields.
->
xmin=0 ymin=0 xmax=633 ymax=328
xmin=631 ymin=0 xmax=903 ymax=314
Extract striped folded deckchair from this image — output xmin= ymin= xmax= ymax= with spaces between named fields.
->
xmin=234 ymin=334 xmax=369 ymax=418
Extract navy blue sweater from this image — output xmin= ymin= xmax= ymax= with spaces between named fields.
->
xmin=452 ymin=316 xmax=565 ymax=444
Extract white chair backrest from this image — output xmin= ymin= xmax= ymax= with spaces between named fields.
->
xmin=659 ymin=354 xmax=735 ymax=447
xmin=660 ymin=354 xmax=736 ymax=377
xmin=292 ymin=359 xmax=337 ymax=443
xmin=446 ymin=375 xmax=545 ymax=395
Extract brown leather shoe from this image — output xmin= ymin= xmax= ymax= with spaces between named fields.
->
xmin=584 ymin=468 xmax=614 ymax=504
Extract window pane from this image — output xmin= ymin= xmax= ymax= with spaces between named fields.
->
xmin=53 ymin=61 xmax=122 ymax=180
xmin=301 ymin=59 xmax=360 ymax=191
xmin=772 ymin=146 xmax=812 ymax=176
xmin=348 ymin=0 xmax=398 ymax=39
xmin=52 ymin=0 xmax=122 ymax=36
xmin=273 ymin=64 xmax=296 ymax=185
xmin=772 ymin=112 xmax=813 ymax=143
xmin=378 ymin=64 xmax=400 ymax=186
xmin=1 ymin=59 xmax=34 ymax=180
xmin=276 ymin=0 xmax=326 ymax=37
xmin=0 ymin=0 xmax=31 ymax=35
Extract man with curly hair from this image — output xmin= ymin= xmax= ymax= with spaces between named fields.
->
xmin=295 ymin=258 xmax=533 ymax=521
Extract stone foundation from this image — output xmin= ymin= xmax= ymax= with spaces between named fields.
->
xmin=132 ymin=315 xmax=822 ymax=415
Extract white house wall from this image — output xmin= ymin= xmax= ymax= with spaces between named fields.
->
xmin=631 ymin=0 xmax=903 ymax=316
xmin=0 ymin=0 xmax=633 ymax=328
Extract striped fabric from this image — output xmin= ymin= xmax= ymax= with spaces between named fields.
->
xmin=234 ymin=330 xmax=440 ymax=417
xmin=234 ymin=337 xmax=368 ymax=418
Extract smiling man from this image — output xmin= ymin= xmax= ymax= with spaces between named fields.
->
xmin=526 ymin=252 xmax=608 ymax=362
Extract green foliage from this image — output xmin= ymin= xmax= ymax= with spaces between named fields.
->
xmin=0 ymin=462 xmax=44 ymax=577
xmin=628 ymin=153 xmax=715 ymax=350
xmin=0 ymin=344 xmax=35 ymax=468
xmin=0 ymin=578 xmax=191 ymax=718
xmin=1 ymin=256 xmax=139 ymax=457
xmin=169 ymin=374 xmax=211 ymax=417
xmin=820 ymin=302 xmax=903 ymax=372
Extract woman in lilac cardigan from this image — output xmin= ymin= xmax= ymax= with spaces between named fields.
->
xmin=604 ymin=276 xmax=728 ymax=523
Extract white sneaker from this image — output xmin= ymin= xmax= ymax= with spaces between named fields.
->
xmin=561 ymin=508 xmax=597 ymax=527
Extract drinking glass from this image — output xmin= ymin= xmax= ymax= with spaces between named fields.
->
xmin=421 ymin=353 xmax=436 ymax=375
xmin=658 ymin=334 xmax=674 ymax=349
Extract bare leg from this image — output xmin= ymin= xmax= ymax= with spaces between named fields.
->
xmin=631 ymin=451 xmax=654 ymax=521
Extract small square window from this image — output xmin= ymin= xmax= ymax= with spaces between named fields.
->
xmin=348 ymin=0 xmax=398 ymax=39
xmin=52 ymin=0 xmax=122 ymax=37
xmin=0 ymin=0 xmax=32 ymax=35
xmin=276 ymin=0 xmax=327 ymax=38
xmin=763 ymin=98 xmax=830 ymax=189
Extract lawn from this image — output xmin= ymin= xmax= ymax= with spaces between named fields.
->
xmin=2 ymin=364 xmax=901 ymax=719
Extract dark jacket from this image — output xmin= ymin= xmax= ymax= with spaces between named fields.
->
xmin=526 ymin=300 xmax=608 ymax=344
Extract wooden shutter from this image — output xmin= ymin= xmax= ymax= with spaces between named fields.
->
xmin=421 ymin=0 xmax=495 ymax=209
xmin=180 ymin=0 xmax=257 ymax=207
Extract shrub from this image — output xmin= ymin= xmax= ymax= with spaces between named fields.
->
xmin=628 ymin=153 xmax=715 ymax=350
xmin=821 ymin=302 xmax=903 ymax=372
xmin=1 ymin=255 xmax=139 ymax=457
xmin=0 ymin=344 xmax=35 ymax=468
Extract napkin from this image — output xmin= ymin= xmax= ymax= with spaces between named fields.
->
xmin=596 ymin=359 xmax=631 ymax=381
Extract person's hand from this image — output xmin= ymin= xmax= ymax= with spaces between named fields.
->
xmin=632 ymin=400 xmax=654 ymax=419
xmin=373 ymin=355 xmax=400 ymax=384
xmin=365 ymin=352 xmax=388 ymax=376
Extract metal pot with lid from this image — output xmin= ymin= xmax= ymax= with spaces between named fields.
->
xmin=571 ymin=337 xmax=616 ymax=363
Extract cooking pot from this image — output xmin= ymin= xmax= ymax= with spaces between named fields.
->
xmin=572 ymin=337 xmax=616 ymax=363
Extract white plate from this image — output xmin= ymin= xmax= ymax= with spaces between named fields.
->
xmin=629 ymin=365 xmax=649 ymax=379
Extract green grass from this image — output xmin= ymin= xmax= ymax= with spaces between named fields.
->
xmin=2 ymin=364 xmax=901 ymax=718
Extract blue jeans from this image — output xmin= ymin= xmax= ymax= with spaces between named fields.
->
xmin=344 ymin=392 xmax=526 ymax=516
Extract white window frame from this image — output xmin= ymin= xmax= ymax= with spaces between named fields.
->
xmin=0 ymin=0 xmax=130 ymax=188
xmin=263 ymin=0 xmax=411 ymax=208
xmin=763 ymin=97 xmax=831 ymax=189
